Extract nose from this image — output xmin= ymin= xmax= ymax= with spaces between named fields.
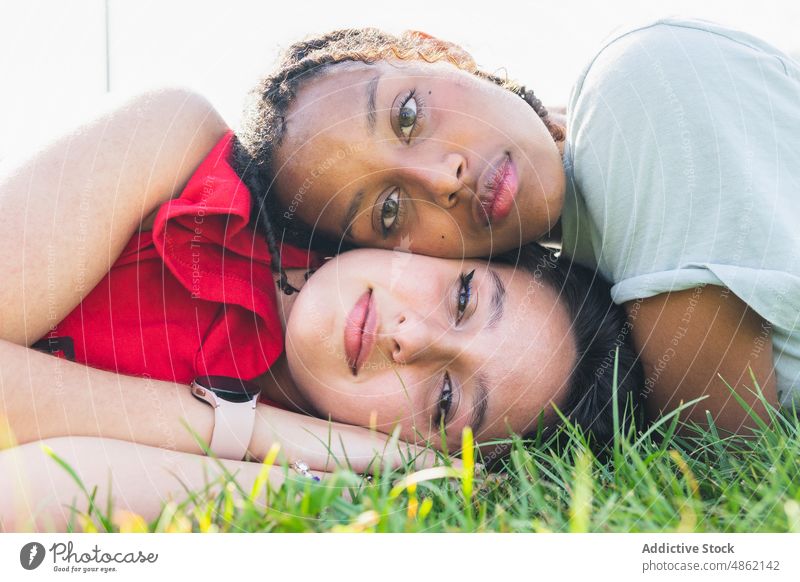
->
xmin=385 ymin=311 xmax=462 ymax=365
xmin=399 ymin=152 xmax=466 ymax=210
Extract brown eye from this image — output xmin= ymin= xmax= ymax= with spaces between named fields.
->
xmin=399 ymin=97 xmax=418 ymax=138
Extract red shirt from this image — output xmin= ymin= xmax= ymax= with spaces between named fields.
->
xmin=36 ymin=132 xmax=315 ymax=391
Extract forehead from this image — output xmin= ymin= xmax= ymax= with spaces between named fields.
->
xmin=280 ymin=60 xmax=448 ymax=146
xmin=286 ymin=58 xmax=462 ymax=115
xmin=273 ymin=59 xmax=467 ymax=182
xmin=271 ymin=63 xmax=380 ymax=231
xmin=283 ymin=62 xmax=377 ymax=146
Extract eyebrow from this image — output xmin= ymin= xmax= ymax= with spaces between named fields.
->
xmin=462 ymin=271 xmax=504 ymax=436
xmin=340 ymin=189 xmax=365 ymax=236
xmin=469 ymin=372 xmax=490 ymax=436
xmin=486 ymin=269 xmax=506 ymax=329
xmin=366 ymin=73 xmax=380 ymax=135
xmin=339 ymin=74 xmax=381 ymax=237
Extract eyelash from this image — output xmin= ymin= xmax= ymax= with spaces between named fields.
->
xmin=436 ymin=270 xmax=474 ymax=429
xmin=379 ymin=188 xmax=405 ymax=237
xmin=375 ymin=89 xmax=425 ymax=238
xmin=456 ymin=269 xmax=475 ymax=324
xmin=436 ymin=372 xmax=454 ymax=428
xmin=397 ymin=89 xmax=424 ymax=143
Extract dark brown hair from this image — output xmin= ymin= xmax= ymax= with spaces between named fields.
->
xmin=484 ymin=244 xmax=644 ymax=463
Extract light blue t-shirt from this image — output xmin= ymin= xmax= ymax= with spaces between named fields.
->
xmin=560 ymin=18 xmax=800 ymax=406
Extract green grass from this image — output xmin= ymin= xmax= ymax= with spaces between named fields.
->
xmin=49 ymin=385 xmax=800 ymax=533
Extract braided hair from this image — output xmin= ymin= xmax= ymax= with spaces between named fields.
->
xmin=230 ymin=28 xmax=564 ymax=293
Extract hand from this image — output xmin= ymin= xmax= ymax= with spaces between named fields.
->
xmin=249 ymin=403 xmax=462 ymax=475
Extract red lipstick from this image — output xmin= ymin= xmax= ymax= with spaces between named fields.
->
xmin=343 ymin=289 xmax=378 ymax=375
xmin=474 ymin=153 xmax=519 ymax=226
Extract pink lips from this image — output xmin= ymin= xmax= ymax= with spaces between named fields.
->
xmin=344 ymin=290 xmax=378 ymax=375
xmin=475 ymin=154 xmax=519 ymax=226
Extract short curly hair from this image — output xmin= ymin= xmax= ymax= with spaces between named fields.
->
xmin=230 ymin=28 xmax=565 ymax=290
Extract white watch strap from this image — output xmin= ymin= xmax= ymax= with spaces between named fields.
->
xmin=208 ymin=394 xmax=258 ymax=461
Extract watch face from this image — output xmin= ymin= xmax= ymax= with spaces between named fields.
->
xmin=194 ymin=376 xmax=260 ymax=403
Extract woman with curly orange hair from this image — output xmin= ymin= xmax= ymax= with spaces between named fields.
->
xmin=233 ymin=20 xmax=800 ymax=432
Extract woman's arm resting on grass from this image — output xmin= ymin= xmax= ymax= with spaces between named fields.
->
xmin=0 ymin=338 xmax=446 ymax=473
xmin=0 ymin=88 xmax=228 ymax=345
xmin=0 ymin=337 xmax=216 ymax=453
xmin=0 ymin=88 xmax=448 ymax=473
xmin=626 ymin=285 xmax=778 ymax=433
xmin=252 ymin=405 xmax=455 ymax=474
xmin=0 ymin=436 xmax=329 ymax=532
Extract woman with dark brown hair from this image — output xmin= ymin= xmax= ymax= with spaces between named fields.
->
xmin=0 ymin=89 xmax=640 ymax=530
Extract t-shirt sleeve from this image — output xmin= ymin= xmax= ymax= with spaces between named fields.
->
xmin=566 ymin=19 xmax=800 ymax=331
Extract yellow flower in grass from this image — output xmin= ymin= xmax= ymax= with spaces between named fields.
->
xmin=461 ymin=427 xmax=474 ymax=501
xmin=165 ymin=512 xmax=192 ymax=533
xmin=406 ymin=483 xmax=419 ymax=520
xmin=418 ymin=497 xmax=434 ymax=521
xmin=330 ymin=510 xmax=380 ymax=533
xmin=156 ymin=502 xmax=192 ymax=533
xmin=113 ymin=510 xmax=148 ymax=533
xmin=568 ymin=449 xmax=592 ymax=533
xmin=197 ymin=505 xmax=219 ymax=533
xmin=77 ymin=514 xmax=98 ymax=533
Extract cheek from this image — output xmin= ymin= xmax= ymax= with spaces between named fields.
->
xmin=342 ymin=373 xmax=426 ymax=431
xmin=409 ymin=213 xmax=465 ymax=252
xmin=445 ymin=88 xmax=516 ymax=136
xmin=286 ymin=315 xmax=338 ymax=374
xmin=323 ymin=383 xmax=402 ymax=429
xmin=291 ymin=363 xmax=403 ymax=424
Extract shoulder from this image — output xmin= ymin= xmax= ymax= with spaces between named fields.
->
xmin=561 ymin=19 xmax=800 ymax=300
xmin=566 ymin=16 xmax=800 ymax=200
xmin=128 ymin=87 xmax=223 ymax=123
xmin=570 ymin=18 xmax=795 ymax=109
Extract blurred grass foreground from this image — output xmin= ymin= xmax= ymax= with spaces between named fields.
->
xmin=5 ymin=375 xmax=800 ymax=533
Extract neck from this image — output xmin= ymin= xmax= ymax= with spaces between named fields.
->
xmin=253 ymin=267 xmax=317 ymax=414
xmin=541 ymin=219 xmax=562 ymax=244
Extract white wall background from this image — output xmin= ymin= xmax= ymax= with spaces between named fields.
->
xmin=1 ymin=0 xmax=798 ymax=160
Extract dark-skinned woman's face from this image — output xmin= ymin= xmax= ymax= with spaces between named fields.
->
xmin=273 ymin=60 xmax=565 ymax=258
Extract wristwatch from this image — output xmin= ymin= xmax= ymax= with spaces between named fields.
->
xmin=190 ymin=375 xmax=261 ymax=461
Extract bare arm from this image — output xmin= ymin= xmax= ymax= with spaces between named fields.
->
xmin=252 ymin=404 xmax=449 ymax=473
xmin=0 ymin=89 xmax=447 ymax=474
xmin=0 ymin=436 xmax=330 ymax=532
xmin=0 ymin=338 xmax=445 ymax=473
xmin=0 ymin=337 xmax=215 ymax=454
xmin=626 ymin=285 xmax=778 ymax=433
xmin=0 ymin=87 xmax=229 ymax=345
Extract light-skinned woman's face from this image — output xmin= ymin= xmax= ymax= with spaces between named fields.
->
xmin=284 ymin=249 xmax=576 ymax=450
xmin=273 ymin=60 xmax=565 ymax=258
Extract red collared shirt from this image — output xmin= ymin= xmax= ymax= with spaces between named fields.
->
xmin=37 ymin=132 xmax=315 ymax=392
